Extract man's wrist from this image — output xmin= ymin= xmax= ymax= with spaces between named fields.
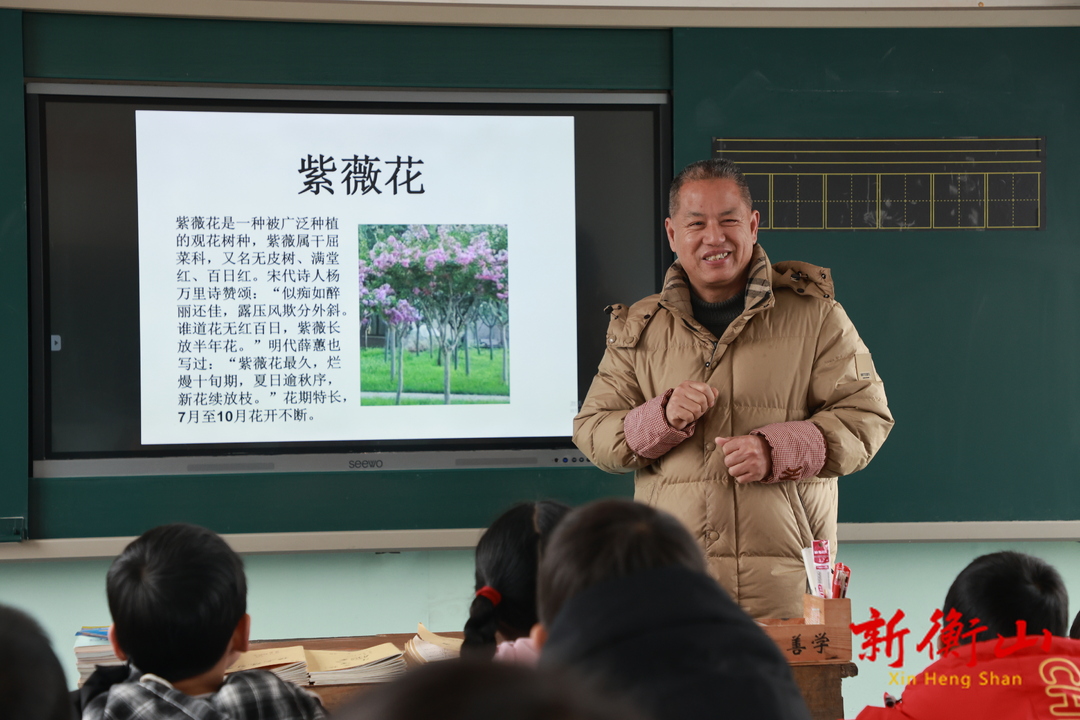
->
xmin=659 ymin=388 xmax=682 ymax=430
xmin=625 ymin=390 xmax=695 ymax=460
xmin=750 ymin=421 xmax=826 ymax=483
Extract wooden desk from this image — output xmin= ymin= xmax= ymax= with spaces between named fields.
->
xmin=252 ymin=634 xmax=855 ymax=719
xmin=760 ymin=596 xmax=858 ymax=720
xmin=792 ymin=662 xmax=858 ymax=720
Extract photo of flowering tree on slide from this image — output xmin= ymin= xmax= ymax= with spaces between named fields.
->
xmin=358 ymin=224 xmax=509 ymax=406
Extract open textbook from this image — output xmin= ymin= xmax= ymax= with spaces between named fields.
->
xmin=403 ymin=623 xmax=463 ymax=664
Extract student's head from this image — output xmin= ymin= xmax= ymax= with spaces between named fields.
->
xmin=0 ymin=605 xmax=71 ymax=720
xmin=107 ymin=523 xmax=248 ymax=682
xmin=338 ymin=659 xmax=645 ymax=720
xmin=462 ymin=500 xmax=571 ymax=658
xmin=943 ymin=551 xmax=1068 ymax=642
xmin=536 ymin=498 xmax=705 ymax=627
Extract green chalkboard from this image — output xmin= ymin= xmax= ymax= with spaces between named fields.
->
xmin=16 ymin=13 xmax=672 ymax=540
xmin=15 ymin=16 xmax=1078 ymax=539
xmin=673 ymin=27 xmax=1080 ymax=523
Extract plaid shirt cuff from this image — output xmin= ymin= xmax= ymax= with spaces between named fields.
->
xmin=751 ymin=421 xmax=826 ymax=484
xmin=624 ymin=389 xmax=696 ymax=460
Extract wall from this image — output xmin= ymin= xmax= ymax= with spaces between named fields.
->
xmin=4 ymin=540 xmax=1080 ymax=717
xmin=4 ymin=0 xmax=1080 ymax=27
xmin=4 ymin=9 xmax=1080 ymax=720
xmin=0 ymin=549 xmax=476 ymax=688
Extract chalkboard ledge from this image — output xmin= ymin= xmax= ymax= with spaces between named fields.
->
xmin=0 ymin=528 xmax=485 ymax=561
xmin=839 ymin=521 xmax=1080 ymax=544
xmin=3 ymin=522 xmax=1080 ymax=561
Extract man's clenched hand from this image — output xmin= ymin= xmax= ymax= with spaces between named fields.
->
xmin=664 ymin=381 xmax=719 ymax=430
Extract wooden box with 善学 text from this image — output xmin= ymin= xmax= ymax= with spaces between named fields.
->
xmin=758 ymin=595 xmax=852 ymax=664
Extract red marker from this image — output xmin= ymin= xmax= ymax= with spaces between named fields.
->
xmin=831 ymin=562 xmax=850 ymax=599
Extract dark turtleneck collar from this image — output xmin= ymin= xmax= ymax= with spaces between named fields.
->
xmin=690 ymin=289 xmax=746 ymax=340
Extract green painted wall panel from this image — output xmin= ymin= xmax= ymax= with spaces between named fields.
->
xmin=0 ymin=9 xmax=28 ymax=541
xmin=30 ymin=467 xmax=633 ymax=539
xmin=23 ymin=13 xmax=671 ymax=90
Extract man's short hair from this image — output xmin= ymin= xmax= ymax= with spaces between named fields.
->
xmin=537 ymin=499 xmax=706 ymax=626
xmin=0 ymin=604 xmax=71 ymax=720
xmin=107 ymin=523 xmax=247 ymax=682
xmin=668 ymin=158 xmax=753 ymax=217
xmin=943 ymin=551 xmax=1068 ymax=642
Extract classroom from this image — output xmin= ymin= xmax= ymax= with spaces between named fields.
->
xmin=2 ymin=2 xmax=1080 ymax=717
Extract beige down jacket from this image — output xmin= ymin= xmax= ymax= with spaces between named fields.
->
xmin=574 ymin=245 xmax=893 ymax=619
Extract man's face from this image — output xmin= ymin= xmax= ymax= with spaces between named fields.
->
xmin=665 ymin=178 xmax=759 ymax=304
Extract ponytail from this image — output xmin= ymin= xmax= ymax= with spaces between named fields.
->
xmin=461 ymin=590 xmax=501 ymax=659
xmin=461 ymin=501 xmax=571 ymax=659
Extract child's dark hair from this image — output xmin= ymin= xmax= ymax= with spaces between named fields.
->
xmin=0 ymin=605 xmax=71 ymax=720
xmin=943 ymin=551 xmax=1068 ymax=642
xmin=107 ymin=523 xmax=247 ymax=682
xmin=537 ymin=499 xmax=705 ymax=627
xmin=461 ymin=500 xmax=571 ymax=659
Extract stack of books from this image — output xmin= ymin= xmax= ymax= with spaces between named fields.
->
xmin=306 ymin=643 xmax=406 ymax=685
xmin=74 ymin=627 xmax=124 ymax=686
xmin=403 ymin=623 xmax=463 ymax=664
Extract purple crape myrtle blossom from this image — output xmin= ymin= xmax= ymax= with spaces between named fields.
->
xmin=385 ymin=299 xmax=421 ymax=326
xmin=359 ymin=223 xmax=508 ymax=403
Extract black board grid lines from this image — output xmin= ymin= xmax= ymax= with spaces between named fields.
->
xmin=714 ymin=137 xmax=1045 ymax=231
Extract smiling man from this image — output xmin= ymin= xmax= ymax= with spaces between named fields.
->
xmin=573 ymin=158 xmax=894 ymax=619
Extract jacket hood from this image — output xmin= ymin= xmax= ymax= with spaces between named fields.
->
xmin=660 ymin=244 xmax=833 ymax=343
xmin=661 ymin=243 xmax=772 ymax=319
xmin=772 ymin=260 xmax=835 ymax=300
xmin=540 ymin=565 xmax=811 ymax=720
xmin=542 ymin=565 xmax=764 ymax=663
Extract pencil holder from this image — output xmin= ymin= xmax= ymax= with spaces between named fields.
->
xmin=758 ymin=595 xmax=852 ymax=664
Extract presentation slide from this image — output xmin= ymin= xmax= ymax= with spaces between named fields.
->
xmin=136 ymin=110 xmax=577 ymax=445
